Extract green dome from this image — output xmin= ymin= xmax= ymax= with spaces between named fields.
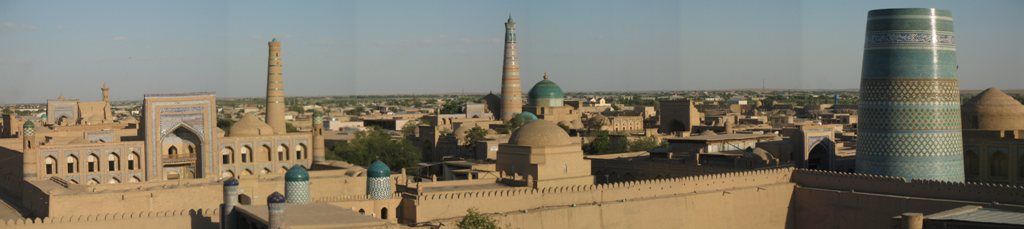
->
xmin=285 ymin=165 xmax=309 ymax=181
xmin=22 ymin=120 xmax=34 ymax=129
xmin=367 ymin=160 xmax=391 ymax=178
xmin=515 ymin=112 xmax=538 ymax=122
xmin=528 ymin=73 xmax=565 ymax=107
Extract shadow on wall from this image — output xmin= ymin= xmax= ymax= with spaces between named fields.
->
xmin=189 ymin=209 xmax=218 ymax=229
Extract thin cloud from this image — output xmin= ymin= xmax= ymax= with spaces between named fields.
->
xmin=112 ymin=36 xmax=128 ymax=41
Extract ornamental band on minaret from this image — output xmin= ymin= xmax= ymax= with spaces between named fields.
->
xmin=500 ymin=15 xmax=523 ymax=122
xmin=266 ymin=38 xmax=287 ymax=134
xmin=856 ymin=8 xmax=965 ymax=182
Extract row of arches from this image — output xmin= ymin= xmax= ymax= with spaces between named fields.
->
xmin=965 ymin=150 xmax=1023 ymax=179
xmin=43 ymin=152 xmax=141 ymax=175
xmin=66 ymin=176 xmax=142 ymax=185
xmin=220 ymin=144 xmax=307 ymax=165
xmin=220 ymin=165 xmax=304 ymax=179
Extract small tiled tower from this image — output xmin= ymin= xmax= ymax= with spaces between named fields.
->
xmin=857 ymin=8 xmax=964 ymax=182
xmin=311 ymin=111 xmax=326 ymax=164
xmin=284 ymin=165 xmax=310 ymax=204
xmin=366 ymin=160 xmax=392 ymax=200
xmin=21 ymin=121 xmax=37 ymax=180
xmin=267 ymin=192 xmax=286 ymax=229
xmin=220 ymin=178 xmax=239 ymax=229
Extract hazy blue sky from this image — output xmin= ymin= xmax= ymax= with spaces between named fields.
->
xmin=1 ymin=0 xmax=1022 ymax=104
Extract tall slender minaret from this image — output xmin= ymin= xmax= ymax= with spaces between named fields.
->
xmin=266 ymin=38 xmax=287 ymax=134
xmin=101 ymin=83 xmax=109 ymax=104
xmin=499 ymin=15 xmax=522 ymax=122
xmin=22 ymin=121 xmax=37 ymax=180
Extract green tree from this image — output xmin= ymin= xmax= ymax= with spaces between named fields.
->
xmin=289 ymin=104 xmax=304 ymax=113
xmin=505 ymin=115 xmax=526 ymax=134
xmin=217 ymin=118 xmax=235 ymax=134
xmin=465 ymin=126 xmax=489 ymax=149
xmin=400 ymin=121 xmax=420 ymax=139
xmin=286 ymin=122 xmax=299 ymax=133
xmin=609 ymin=136 xmax=628 ymax=153
xmin=440 ymin=99 xmax=468 ymax=114
xmin=628 ymin=136 xmax=661 ymax=152
xmin=457 ymin=208 xmax=498 ymax=229
xmin=327 ymin=128 xmax=421 ymax=169
xmin=585 ymin=131 xmax=611 ymax=154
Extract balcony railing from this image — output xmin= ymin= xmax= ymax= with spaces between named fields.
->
xmin=162 ymin=154 xmax=197 ymax=164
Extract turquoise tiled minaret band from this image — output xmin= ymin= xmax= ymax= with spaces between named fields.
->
xmin=856 ymin=8 xmax=965 ymax=182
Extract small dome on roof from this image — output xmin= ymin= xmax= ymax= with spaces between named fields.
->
xmin=515 ymin=112 xmax=538 ymax=122
xmin=267 ymin=192 xmax=286 ymax=203
xmin=509 ymin=120 xmax=573 ymax=147
xmin=367 ymin=160 xmax=391 ymax=178
xmin=23 ymin=120 xmax=34 ymax=129
xmin=962 ymin=88 xmax=1024 ymax=130
xmin=223 ymin=178 xmax=239 ymax=186
xmin=285 ymin=165 xmax=309 ymax=181
xmin=229 ymin=113 xmax=274 ymax=137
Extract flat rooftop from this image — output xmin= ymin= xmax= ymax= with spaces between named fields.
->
xmin=666 ymin=133 xmax=777 ymax=142
xmin=235 ymin=203 xmax=400 ymax=228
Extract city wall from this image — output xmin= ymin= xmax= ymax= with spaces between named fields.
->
xmin=790 ymin=169 xmax=1024 ymax=229
xmin=0 ymin=208 xmax=218 ymax=229
xmin=406 ymin=167 xmax=795 ymax=227
xmin=29 ymin=166 xmax=369 ymax=217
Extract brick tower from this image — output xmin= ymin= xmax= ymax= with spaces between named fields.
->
xmin=265 ymin=38 xmax=287 ymax=134
xmin=500 ymin=15 xmax=522 ymax=122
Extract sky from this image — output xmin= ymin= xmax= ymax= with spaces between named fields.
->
xmin=0 ymin=0 xmax=1022 ymax=104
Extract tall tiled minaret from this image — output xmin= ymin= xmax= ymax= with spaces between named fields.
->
xmin=499 ymin=15 xmax=522 ymax=122
xmin=266 ymin=38 xmax=287 ymax=134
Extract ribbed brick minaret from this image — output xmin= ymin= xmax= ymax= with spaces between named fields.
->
xmin=22 ymin=121 xmax=37 ymax=180
xmin=101 ymin=83 xmax=109 ymax=104
xmin=266 ymin=38 xmax=287 ymax=134
xmin=499 ymin=15 xmax=522 ymax=122
xmin=311 ymin=111 xmax=325 ymax=163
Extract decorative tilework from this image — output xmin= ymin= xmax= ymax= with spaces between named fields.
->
xmin=367 ymin=177 xmax=391 ymax=200
xmin=285 ymin=180 xmax=310 ymax=204
xmin=857 ymin=8 xmax=964 ymax=182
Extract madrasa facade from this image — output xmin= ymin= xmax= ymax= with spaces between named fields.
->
xmin=0 ymin=8 xmax=1022 ymax=229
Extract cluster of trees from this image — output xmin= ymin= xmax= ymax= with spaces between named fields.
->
xmin=326 ymin=127 xmax=420 ymax=170
xmin=458 ymin=208 xmax=501 ymax=229
xmin=584 ymin=131 xmax=663 ymax=155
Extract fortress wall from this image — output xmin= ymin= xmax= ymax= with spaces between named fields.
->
xmin=409 ymin=168 xmax=794 ymax=224
xmin=427 ymin=182 xmax=794 ymax=229
xmin=792 ymin=169 xmax=1024 ymax=205
xmin=0 ymin=208 xmax=217 ymax=229
xmin=42 ymin=169 xmax=366 ymax=217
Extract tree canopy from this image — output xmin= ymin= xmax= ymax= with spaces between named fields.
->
xmin=327 ymin=128 xmax=421 ymax=169
xmin=457 ymin=208 xmax=498 ymax=229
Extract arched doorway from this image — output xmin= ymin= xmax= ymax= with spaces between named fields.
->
xmin=807 ymin=143 xmax=829 ymax=170
xmin=965 ymin=151 xmax=979 ymax=177
xmin=162 ymin=126 xmax=203 ymax=180
xmin=381 ymin=207 xmax=388 ymax=219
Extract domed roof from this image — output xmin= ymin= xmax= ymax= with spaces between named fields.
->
xmin=229 ymin=113 xmax=274 ymax=137
xmin=515 ymin=112 xmax=538 ymax=122
xmin=223 ymin=177 xmax=239 ymax=186
xmin=700 ymin=130 xmax=718 ymax=136
xmin=527 ymin=73 xmax=565 ymax=105
xmin=962 ymin=88 xmax=1024 ymax=130
xmin=23 ymin=120 xmax=34 ymax=129
xmin=267 ymin=191 xmax=286 ymax=203
xmin=367 ymin=160 xmax=391 ymax=178
xmin=509 ymin=120 xmax=573 ymax=147
xmin=285 ymin=165 xmax=309 ymax=181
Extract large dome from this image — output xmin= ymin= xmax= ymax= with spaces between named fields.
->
xmin=509 ymin=120 xmax=573 ymax=147
xmin=528 ymin=73 xmax=565 ymax=107
xmin=367 ymin=160 xmax=391 ymax=178
xmin=962 ymin=88 xmax=1024 ymax=130
xmin=285 ymin=165 xmax=309 ymax=181
xmin=229 ymin=113 xmax=274 ymax=137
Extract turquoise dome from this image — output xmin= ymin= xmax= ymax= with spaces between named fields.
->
xmin=285 ymin=165 xmax=309 ymax=181
xmin=515 ymin=112 xmax=538 ymax=122
xmin=367 ymin=160 xmax=391 ymax=178
xmin=528 ymin=73 xmax=565 ymax=107
xmin=22 ymin=120 xmax=34 ymax=129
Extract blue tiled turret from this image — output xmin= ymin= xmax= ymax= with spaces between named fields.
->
xmin=267 ymin=192 xmax=286 ymax=229
xmin=366 ymin=160 xmax=392 ymax=200
xmin=856 ymin=8 xmax=964 ymax=182
xmin=284 ymin=165 xmax=310 ymax=204
xmin=221 ymin=178 xmax=239 ymax=229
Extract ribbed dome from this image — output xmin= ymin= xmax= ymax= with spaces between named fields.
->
xmin=285 ymin=165 xmax=309 ymax=181
xmin=509 ymin=120 xmax=572 ymax=147
xmin=22 ymin=120 xmax=34 ymax=129
xmin=229 ymin=114 xmax=274 ymax=137
xmin=528 ymin=73 xmax=565 ymax=107
xmin=962 ymin=88 xmax=1024 ymax=130
xmin=367 ymin=160 xmax=391 ymax=178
